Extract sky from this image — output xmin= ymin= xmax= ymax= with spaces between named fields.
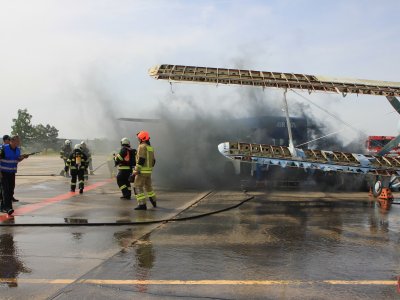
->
xmin=1 ymin=0 xmax=400 ymax=145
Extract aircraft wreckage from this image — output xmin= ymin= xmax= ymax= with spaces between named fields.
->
xmin=149 ymin=64 xmax=400 ymax=205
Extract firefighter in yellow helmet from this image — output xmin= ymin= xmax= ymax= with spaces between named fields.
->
xmin=114 ymin=138 xmax=136 ymax=200
xmin=133 ymin=131 xmax=156 ymax=210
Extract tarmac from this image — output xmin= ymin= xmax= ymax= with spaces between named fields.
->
xmin=0 ymin=155 xmax=399 ymax=299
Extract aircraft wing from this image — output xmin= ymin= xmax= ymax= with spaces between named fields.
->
xmin=218 ymin=142 xmax=400 ymax=177
xmin=149 ymin=64 xmax=400 ymax=97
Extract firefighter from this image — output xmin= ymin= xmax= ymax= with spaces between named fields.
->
xmin=133 ymin=131 xmax=156 ymax=210
xmin=80 ymin=141 xmax=94 ymax=180
xmin=66 ymin=144 xmax=88 ymax=194
xmin=60 ymin=140 xmax=72 ymax=177
xmin=114 ymin=138 xmax=136 ymax=200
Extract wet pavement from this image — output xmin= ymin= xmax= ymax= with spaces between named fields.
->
xmin=0 ymin=155 xmax=399 ymax=299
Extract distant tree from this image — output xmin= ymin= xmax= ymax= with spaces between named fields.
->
xmin=11 ymin=109 xmax=35 ymax=145
xmin=11 ymin=109 xmax=59 ymax=151
xmin=34 ymin=124 xmax=59 ymax=152
xmin=34 ymin=124 xmax=47 ymax=141
xmin=45 ymin=125 xmax=59 ymax=147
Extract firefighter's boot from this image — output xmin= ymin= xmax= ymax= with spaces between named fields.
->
xmin=79 ymin=181 xmax=84 ymax=194
xmin=149 ymin=197 xmax=157 ymax=208
xmin=134 ymin=204 xmax=147 ymax=210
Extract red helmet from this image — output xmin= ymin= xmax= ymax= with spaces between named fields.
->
xmin=137 ymin=131 xmax=150 ymax=141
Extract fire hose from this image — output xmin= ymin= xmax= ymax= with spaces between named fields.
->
xmin=0 ymin=191 xmax=254 ymax=227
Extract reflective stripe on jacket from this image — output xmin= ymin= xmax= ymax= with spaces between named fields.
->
xmin=136 ymin=144 xmax=154 ymax=174
xmin=114 ymin=146 xmax=136 ymax=171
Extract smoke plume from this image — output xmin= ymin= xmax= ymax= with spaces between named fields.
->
xmin=73 ymin=71 xmax=365 ymax=190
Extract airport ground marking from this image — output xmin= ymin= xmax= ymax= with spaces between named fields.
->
xmin=0 ymin=178 xmax=114 ymax=222
xmin=0 ymin=279 xmax=397 ymax=286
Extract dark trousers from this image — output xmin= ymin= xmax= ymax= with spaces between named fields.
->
xmin=117 ymin=169 xmax=132 ymax=198
xmin=1 ymin=172 xmax=15 ymax=211
xmin=70 ymin=169 xmax=85 ymax=191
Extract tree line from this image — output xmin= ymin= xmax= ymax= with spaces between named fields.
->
xmin=11 ymin=109 xmax=59 ymax=151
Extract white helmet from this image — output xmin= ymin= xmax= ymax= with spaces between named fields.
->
xmin=74 ymin=144 xmax=82 ymax=150
xmin=121 ymin=137 xmax=130 ymax=146
xmin=80 ymin=141 xmax=86 ymax=147
xmin=65 ymin=139 xmax=71 ymax=145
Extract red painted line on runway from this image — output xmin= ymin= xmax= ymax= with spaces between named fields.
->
xmin=0 ymin=178 xmax=113 ymax=222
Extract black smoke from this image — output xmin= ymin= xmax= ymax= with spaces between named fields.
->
xmin=142 ymin=87 xmax=354 ymax=189
xmin=76 ymin=71 xmax=366 ymax=190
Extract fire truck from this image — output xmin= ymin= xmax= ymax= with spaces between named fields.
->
xmin=365 ymin=136 xmax=400 ymax=156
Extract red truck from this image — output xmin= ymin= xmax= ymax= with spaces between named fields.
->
xmin=365 ymin=136 xmax=400 ymax=156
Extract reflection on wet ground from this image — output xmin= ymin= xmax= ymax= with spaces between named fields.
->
xmin=48 ymin=191 xmax=400 ymax=299
xmin=3 ymin=155 xmax=399 ymax=298
xmin=0 ymin=233 xmax=31 ymax=287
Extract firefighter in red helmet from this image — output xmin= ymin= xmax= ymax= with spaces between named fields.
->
xmin=133 ymin=131 xmax=156 ymax=210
